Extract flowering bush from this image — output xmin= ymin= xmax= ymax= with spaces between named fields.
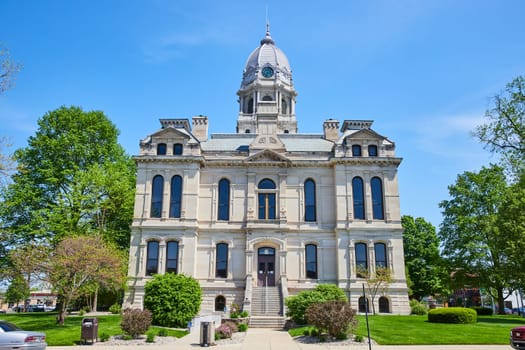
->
xmin=215 ymin=323 xmax=233 ymax=339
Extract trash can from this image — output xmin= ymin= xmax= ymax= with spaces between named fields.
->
xmin=81 ymin=317 xmax=98 ymax=344
xmin=199 ymin=321 xmax=214 ymax=347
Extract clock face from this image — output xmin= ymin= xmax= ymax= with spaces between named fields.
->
xmin=261 ymin=66 xmax=274 ymax=78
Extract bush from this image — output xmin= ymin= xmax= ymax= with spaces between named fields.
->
xmin=428 ymin=307 xmax=477 ymax=324
xmin=240 ymin=310 xmax=249 ymax=318
xmin=215 ymin=323 xmax=232 ymax=339
xmin=144 ymin=273 xmax=202 ymax=328
xmin=238 ymin=323 xmax=248 ymax=332
xmin=157 ymin=329 xmax=168 ymax=337
xmin=305 ymin=300 xmax=358 ymax=338
xmin=145 ymin=330 xmax=155 ymax=343
xmin=109 ymin=303 xmax=122 ymax=315
xmin=285 ymin=284 xmax=347 ymax=324
xmin=354 ymin=334 xmax=364 ymax=342
xmin=222 ymin=321 xmax=238 ymax=333
xmin=120 ymin=308 xmax=152 ymax=338
xmin=99 ymin=332 xmax=110 ymax=342
xmin=409 ymin=299 xmax=428 ymax=315
xmin=471 ymin=306 xmax=493 ymax=315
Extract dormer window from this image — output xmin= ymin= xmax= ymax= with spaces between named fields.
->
xmin=173 ymin=143 xmax=183 ymax=155
xmin=157 ymin=143 xmax=167 ymax=155
xmin=352 ymin=145 xmax=362 ymax=157
xmin=368 ymin=145 xmax=378 ymax=157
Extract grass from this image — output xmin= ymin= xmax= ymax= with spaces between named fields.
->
xmin=289 ymin=314 xmax=524 ymax=345
xmin=1 ymin=313 xmax=187 ymax=346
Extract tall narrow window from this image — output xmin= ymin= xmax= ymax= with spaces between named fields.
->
xmin=352 ymin=177 xmax=365 ymax=220
xmin=371 ymin=177 xmax=384 ymax=220
xmin=358 ymin=296 xmax=369 ymax=313
xmin=352 ymin=145 xmax=362 ymax=156
xmin=355 ymin=243 xmax=368 ymax=277
xmin=166 ymin=241 xmax=179 ymax=274
xmin=247 ymin=98 xmax=254 ymax=113
xmin=281 ymin=99 xmax=288 ymax=114
xmin=304 ymin=179 xmax=316 ymax=222
xmin=379 ymin=297 xmax=390 ymax=313
xmin=375 ymin=243 xmax=387 ymax=268
xmin=258 ymin=179 xmax=276 ymax=220
xmin=368 ymin=145 xmax=378 ymax=157
xmin=146 ymin=241 xmax=159 ymax=276
xmin=173 ymin=143 xmax=183 ymax=155
xmin=218 ymin=178 xmax=230 ymax=221
xmin=170 ymin=175 xmax=183 ymax=218
xmin=215 ymin=295 xmax=226 ymax=311
xmin=157 ymin=143 xmax=167 ymax=155
xmin=305 ymin=244 xmax=318 ymax=279
xmin=215 ymin=243 xmax=228 ymax=278
xmin=150 ymin=175 xmax=164 ymax=218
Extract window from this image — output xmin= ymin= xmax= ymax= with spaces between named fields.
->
xmin=284 ymin=130 xmax=289 ymax=134
xmin=379 ymin=297 xmax=390 ymax=313
xmin=368 ymin=145 xmax=378 ymax=157
xmin=166 ymin=241 xmax=179 ymax=274
xmin=352 ymin=177 xmax=365 ymax=220
xmin=281 ymin=99 xmax=288 ymax=114
xmin=247 ymin=98 xmax=254 ymax=114
xmin=157 ymin=143 xmax=167 ymax=155
xmin=371 ymin=177 xmax=384 ymax=220
xmin=375 ymin=243 xmax=387 ymax=268
xmin=304 ymin=179 xmax=316 ymax=222
xmin=245 ymin=129 xmax=251 ymax=133
xmin=218 ymin=179 xmax=230 ymax=221
xmin=215 ymin=243 xmax=228 ymax=278
xmin=262 ymin=95 xmax=273 ymax=101
xmin=169 ymin=175 xmax=183 ymax=218
xmin=146 ymin=241 xmax=159 ymax=276
xmin=215 ymin=295 xmax=226 ymax=312
xmin=355 ymin=243 xmax=368 ymax=277
xmin=258 ymin=179 xmax=276 ymax=220
xmin=352 ymin=144 xmax=362 ymax=156
xmin=358 ymin=296 xmax=369 ymax=313
xmin=173 ymin=143 xmax=183 ymax=155
xmin=150 ymin=175 xmax=164 ymax=218
xmin=305 ymin=244 xmax=318 ymax=279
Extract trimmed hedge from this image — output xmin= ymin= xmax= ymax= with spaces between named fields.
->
xmin=428 ymin=307 xmax=477 ymax=324
xmin=471 ymin=306 xmax=494 ymax=316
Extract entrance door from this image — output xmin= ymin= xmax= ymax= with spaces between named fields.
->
xmin=257 ymin=247 xmax=275 ymax=287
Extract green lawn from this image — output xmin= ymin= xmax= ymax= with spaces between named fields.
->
xmin=290 ymin=314 xmax=524 ymax=345
xmin=1 ymin=313 xmax=187 ymax=346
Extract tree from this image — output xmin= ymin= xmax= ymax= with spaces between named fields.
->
xmin=0 ymin=106 xmax=135 ymax=251
xmin=5 ymin=273 xmax=29 ymax=309
xmin=439 ymin=164 xmax=515 ymax=314
xmin=402 ymin=215 xmax=447 ymax=300
xmin=0 ymin=43 xmax=22 ymax=94
xmin=0 ymin=136 xmax=15 ymax=187
xmin=359 ymin=266 xmax=393 ymax=315
xmin=8 ymin=243 xmax=48 ymax=295
xmin=473 ymin=76 xmax=525 ymax=176
xmin=48 ymin=235 xmax=126 ymax=324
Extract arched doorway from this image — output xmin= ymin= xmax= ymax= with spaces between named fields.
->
xmin=257 ymin=247 xmax=275 ymax=287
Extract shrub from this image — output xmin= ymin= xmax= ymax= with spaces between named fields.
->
xmin=222 ymin=320 xmax=238 ymax=333
xmin=409 ymin=299 xmax=428 ymax=315
xmin=157 ymin=329 xmax=168 ymax=337
xmin=215 ymin=323 xmax=232 ymax=339
xmin=145 ymin=330 xmax=156 ymax=343
xmin=305 ymin=300 xmax=358 ymax=338
xmin=285 ymin=284 xmax=347 ymax=324
xmin=355 ymin=334 xmax=364 ymax=342
xmin=471 ymin=306 xmax=493 ymax=316
xmin=240 ymin=310 xmax=249 ymax=318
xmin=120 ymin=308 xmax=152 ymax=338
xmin=144 ymin=273 xmax=202 ymax=328
xmin=99 ymin=332 xmax=110 ymax=342
xmin=238 ymin=323 xmax=248 ymax=332
xmin=428 ymin=307 xmax=477 ymax=324
xmin=109 ymin=303 xmax=122 ymax=314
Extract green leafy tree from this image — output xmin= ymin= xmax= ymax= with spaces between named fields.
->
xmin=473 ymin=76 xmax=525 ymax=176
xmin=5 ymin=273 xmax=29 ymax=308
xmin=144 ymin=273 xmax=202 ymax=328
xmin=439 ymin=164 xmax=515 ymax=314
xmin=48 ymin=235 xmax=126 ymax=324
xmin=402 ymin=215 xmax=447 ymax=300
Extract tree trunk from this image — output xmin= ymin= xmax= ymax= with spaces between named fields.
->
xmin=496 ymin=286 xmax=506 ymax=315
xmin=92 ymin=286 xmax=98 ymax=313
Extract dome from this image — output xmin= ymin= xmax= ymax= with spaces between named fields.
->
xmin=244 ymin=29 xmax=291 ymax=75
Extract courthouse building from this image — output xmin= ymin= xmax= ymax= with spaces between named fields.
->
xmin=124 ymin=28 xmax=410 ymax=324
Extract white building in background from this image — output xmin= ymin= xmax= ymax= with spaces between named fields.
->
xmin=124 ymin=28 xmax=410 ymax=324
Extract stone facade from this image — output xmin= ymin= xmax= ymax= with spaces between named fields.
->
xmin=124 ymin=28 xmax=410 ymax=316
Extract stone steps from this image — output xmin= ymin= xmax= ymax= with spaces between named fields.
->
xmin=249 ymin=315 xmax=285 ymax=328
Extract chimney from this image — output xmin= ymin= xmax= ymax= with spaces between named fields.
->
xmin=192 ymin=115 xmax=208 ymax=141
xmin=323 ymin=119 xmax=340 ymax=142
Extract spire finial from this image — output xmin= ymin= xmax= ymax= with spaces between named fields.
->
xmin=260 ymin=6 xmax=274 ymax=45
xmin=266 ymin=5 xmax=270 ymax=35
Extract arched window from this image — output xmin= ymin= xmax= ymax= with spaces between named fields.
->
xmin=150 ymin=175 xmax=164 ymax=218
xmin=215 ymin=243 xmax=228 ymax=278
xmin=157 ymin=143 xmax=167 ymax=155
xmin=170 ymin=175 xmax=183 ymax=218
xmin=358 ymin=296 xmax=369 ymax=313
xmin=352 ymin=177 xmax=365 ymax=220
xmin=262 ymin=95 xmax=273 ymax=101
xmin=304 ymin=179 xmax=316 ymax=222
xmin=247 ymin=98 xmax=254 ymax=114
xmin=375 ymin=242 xmax=387 ymax=268
xmin=281 ymin=99 xmax=288 ymax=114
xmin=368 ymin=145 xmax=378 ymax=157
xmin=166 ymin=241 xmax=179 ymax=274
xmin=146 ymin=241 xmax=159 ymax=276
xmin=218 ymin=178 xmax=230 ymax=221
xmin=371 ymin=177 xmax=384 ymax=220
xmin=215 ymin=295 xmax=226 ymax=312
xmin=305 ymin=244 xmax=318 ymax=279
xmin=352 ymin=144 xmax=362 ymax=156
xmin=355 ymin=243 xmax=368 ymax=278
xmin=245 ymin=129 xmax=251 ymax=133
xmin=173 ymin=143 xmax=183 ymax=155
xmin=284 ymin=130 xmax=289 ymax=134
xmin=258 ymin=179 xmax=276 ymax=220
xmin=379 ymin=297 xmax=390 ymax=313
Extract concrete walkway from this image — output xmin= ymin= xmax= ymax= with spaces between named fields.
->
xmin=49 ymin=327 xmax=511 ymax=350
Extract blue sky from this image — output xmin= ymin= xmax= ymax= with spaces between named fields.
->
xmin=1 ymin=0 xmax=524 ymax=229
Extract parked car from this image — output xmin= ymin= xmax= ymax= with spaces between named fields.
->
xmin=510 ymin=325 xmax=525 ymax=349
xmin=0 ymin=320 xmax=47 ymax=350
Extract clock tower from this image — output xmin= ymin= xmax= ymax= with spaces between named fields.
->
xmin=236 ymin=26 xmax=298 ymax=135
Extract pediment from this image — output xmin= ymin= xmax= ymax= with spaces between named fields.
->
xmin=245 ymin=149 xmax=291 ymax=163
xmin=150 ymin=127 xmax=191 ymax=140
xmin=249 ymin=134 xmax=286 ymax=152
